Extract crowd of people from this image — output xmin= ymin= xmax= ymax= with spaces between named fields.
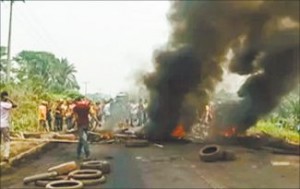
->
xmin=37 ymin=95 xmax=149 ymax=132
xmin=38 ymin=98 xmax=106 ymax=132
xmin=1 ymin=90 xmax=150 ymax=161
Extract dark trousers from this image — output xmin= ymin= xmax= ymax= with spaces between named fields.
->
xmin=55 ymin=117 xmax=63 ymax=131
xmin=77 ymin=127 xmax=90 ymax=158
xmin=66 ymin=116 xmax=73 ymax=130
xmin=47 ymin=119 xmax=52 ymax=131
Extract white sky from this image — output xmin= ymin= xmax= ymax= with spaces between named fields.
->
xmin=0 ymin=1 xmax=171 ymax=96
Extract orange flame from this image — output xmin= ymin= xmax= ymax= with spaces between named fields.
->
xmin=171 ymin=124 xmax=186 ymax=138
xmin=100 ymin=131 xmax=113 ymax=140
xmin=221 ymin=127 xmax=237 ymax=137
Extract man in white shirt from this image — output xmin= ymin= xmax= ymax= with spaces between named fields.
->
xmin=103 ymin=100 xmax=111 ymax=121
xmin=0 ymin=91 xmax=17 ymax=162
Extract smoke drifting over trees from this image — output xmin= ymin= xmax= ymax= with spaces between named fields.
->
xmin=144 ymin=1 xmax=299 ymax=140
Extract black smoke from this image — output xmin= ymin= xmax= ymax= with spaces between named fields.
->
xmin=144 ymin=47 xmax=202 ymax=140
xmin=144 ymin=1 xmax=299 ymax=140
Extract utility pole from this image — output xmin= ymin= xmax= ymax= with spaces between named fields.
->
xmin=6 ymin=0 xmax=13 ymax=82
xmin=4 ymin=0 xmax=25 ymax=82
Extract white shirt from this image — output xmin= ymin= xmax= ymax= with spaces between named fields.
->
xmin=103 ymin=103 xmax=111 ymax=116
xmin=0 ymin=101 xmax=13 ymax=128
xmin=130 ymin=103 xmax=138 ymax=115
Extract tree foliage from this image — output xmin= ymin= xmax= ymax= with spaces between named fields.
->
xmin=268 ymin=87 xmax=300 ymax=130
xmin=0 ymin=46 xmax=7 ymax=76
xmin=13 ymin=50 xmax=79 ymax=92
xmin=0 ymin=49 xmax=82 ymax=132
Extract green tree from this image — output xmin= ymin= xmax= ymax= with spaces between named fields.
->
xmin=49 ymin=58 xmax=79 ymax=91
xmin=14 ymin=50 xmax=80 ymax=92
xmin=1 ymin=48 xmax=82 ymax=133
xmin=14 ymin=51 xmax=56 ymax=83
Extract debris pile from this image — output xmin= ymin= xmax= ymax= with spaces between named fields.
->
xmin=23 ymin=160 xmax=111 ymax=188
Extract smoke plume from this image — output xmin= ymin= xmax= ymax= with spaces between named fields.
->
xmin=144 ymin=1 xmax=299 ymax=140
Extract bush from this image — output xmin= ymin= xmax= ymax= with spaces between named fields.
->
xmin=248 ymin=120 xmax=300 ymax=144
xmin=247 ymin=88 xmax=300 ymax=144
xmin=1 ymin=82 xmax=81 ymax=132
xmin=269 ymin=90 xmax=300 ymax=131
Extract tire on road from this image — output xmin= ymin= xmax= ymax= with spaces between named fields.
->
xmin=68 ymin=169 xmax=102 ymax=179
xmin=80 ymin=160 xmax=111 ymax=174
xmin=46 ymin=180 xmax=83 ymax=189
xmin=125 ymin=139 xmax=149 ymax=147
xmin=35 ymin=176 xmax=67 ymax=187
xmin=199 ymin=144 xmax=223 ymax=162
xmin=23 ymin=171 xmax=58 ymax=185
xmin=71 ymin=175 xmax=106 ymax=186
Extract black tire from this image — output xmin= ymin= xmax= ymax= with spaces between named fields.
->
xmin=35 ymin=176 xmax=67 ymax=187
xmin=68 ymin=169 xmax=102 ymax=179
xmin=199 ymin=144 xmax=223 ymax=162
xmin=23 ymin=171 xmax=58 ymax=185
xmin=71 ymin=175 xmax=106 ymax=186
xmin=80 ymin=160 xmax=111 ymax=174
xmin=125 ymin=139 xmax=149 ymax=147
xmin=46 ymin=180 xmax=83 ymax=189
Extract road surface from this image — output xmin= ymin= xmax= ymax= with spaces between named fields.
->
xmin=1 ymin=142 xmax=299 ymax=188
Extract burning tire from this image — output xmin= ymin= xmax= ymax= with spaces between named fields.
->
xmin=46 ymin=180 xmax=83 ymax=189
xmin=125 ymin=139 xmax=149 ymax=147
xmin=80 ymin=160 xmax=111 ymax=174
xmin=70 ymin=175 xmax=106 ymax=186
xmin=35 ymin=176 xmax=67 ymax=187
xmin=199 ymin=144 xmax=223 ymax=162
xmin=68 ymin=169 xmax=102 ymax=179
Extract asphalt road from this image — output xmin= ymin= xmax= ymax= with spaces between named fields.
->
xmin=0 ymin=142 xmax=299 ymax=188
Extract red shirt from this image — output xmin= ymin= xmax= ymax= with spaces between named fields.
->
xmin=73 ymin=101 xmax=90 ymax=127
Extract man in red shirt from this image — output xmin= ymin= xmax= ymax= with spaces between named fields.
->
xmin=73 ymin=96 xmax=100 ymax=159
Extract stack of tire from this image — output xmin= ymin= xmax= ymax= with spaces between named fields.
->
xmin=23 ymin=160 xmax=111 ymax=189
xmin=67 ymin=169 xmax=106 ymax=187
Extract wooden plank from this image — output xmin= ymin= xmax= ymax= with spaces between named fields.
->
xmin=11 ymin=137 xmax=78 ymax=143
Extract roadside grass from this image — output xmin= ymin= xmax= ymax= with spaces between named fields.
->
xmin=247 ymin=120 xmax=300 ymax=144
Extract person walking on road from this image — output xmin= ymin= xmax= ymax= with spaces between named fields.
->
xmin=73 ymin=96 xmax=100 ymax=160
xmin=0 ymin=91 xmax=17 ymax=162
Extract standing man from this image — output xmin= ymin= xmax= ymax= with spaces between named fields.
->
xmin=54 ymin=100 xmax=63 ymax=131
xmin=137 ymin=98 xmax=145 ymax=126
xmin=38 ymin=101 xmax=48 ymax=132
xmin=0 ymin=91 xmax=17 ymax=162
xmin=102 ymin=99 xmax=112 ymax=126
xmin=65 ymin=100 xmax=74 ymax=130
xmin=73 ymin=96 xmax=100 ymax=160
xmin=46 ymin=102 xmax=53 ymax=131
